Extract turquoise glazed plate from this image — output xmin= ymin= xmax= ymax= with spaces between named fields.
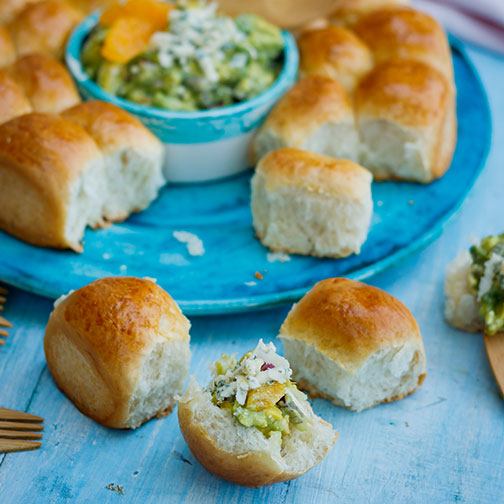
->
xmin=0 ymin=38 xmax=491 ymax=315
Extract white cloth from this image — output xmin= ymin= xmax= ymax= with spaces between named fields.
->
xmin=414 ymin=0 xmax=504 ymax=54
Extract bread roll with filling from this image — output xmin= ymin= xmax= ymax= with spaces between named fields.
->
xmin=45 ymin=277 xmax=191 ymax=429
xmin=0 ymin=71 xmax=32 ymax=124
xmin=0 ymin=26 xmax=16 ymax=67
xmin=0 ymin=113 xmax=105 ymax=251
xmin=298 ymin=26 xmax=373 ymax=94
xmin=0 ymin=0 xmax=41 ymax=24
xmin=10 ymin=0 xmax=82 ymax=58
xmin=279 ymin=278 xmax=427 ymax=412
xmin=355 ymin=60 xmax=454 ymax=183
xmin=251 ymin=148 xmax=373 ymax=258
xmin=7 ymin=53 xmax=80 ymax=114
xmin=353 ymin=7 xmax=453 ymax=80
xmin=253 ymin=76 xmax=359 ymax=163
xmin=178 ymin=341 xmax=337 ymax=487
xmin=62 ymin=101 xmax=165 ymax=222
xmin=329 ymin=0 xmax=410 ymax=26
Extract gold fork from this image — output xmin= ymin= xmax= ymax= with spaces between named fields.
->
xmin=0 ymin=408 xmax=43 ymax=453
xmin=0 ymin=286 xmax=11 ymax=345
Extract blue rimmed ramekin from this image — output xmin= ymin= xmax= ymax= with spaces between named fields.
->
xmin=66 ymin=13 xmax=299 ymax=183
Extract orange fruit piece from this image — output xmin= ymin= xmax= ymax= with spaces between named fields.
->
xmin=101 ymin=16 xmax=155 ymax=64
xmin=101 ymin=0 xmax=172 ymax=31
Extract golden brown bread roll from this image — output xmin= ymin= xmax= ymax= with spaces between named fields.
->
xmin=329 ymin=0 xmax=410 ymax=26
xmin=251 ymin=148 xmax=373 ymax=258
xmin=353 ymin=7 xmax=454 ymax=80
xmin=7 ymin=53 xmax=80 ymax=114
xmin=253 ymin=76 xmax=359 ymax=163
xmin=0 ymin=70 xmax=32 ymax=123
xmin=0 ymin=26 xmax=16 ymax=67
xmin=0 ymin=113 xmax=105 ymax=251
xmin=355 ymin=59 xmax=455 ymax=182
xmin=45 ymin=277 xmax=191 ymax=429
xmin=62 ymin=100 xmax=165 ymax=222
xmin=0 ymin=0 xmax=42 ymax=24
xmin=10 ymin=0 xmax=82 ymax=58
xmin=298 ymin=26 xmax=373 ymax=94
xmin=279 ymin=278 xmax=427 ymax=412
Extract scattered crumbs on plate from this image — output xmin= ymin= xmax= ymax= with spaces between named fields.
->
xmin=408 ymin=200 xmax=415 ymax=206
xmin=119 ymin=265 xmax=127 ymax=273
xmin=245 ymin=281 xmax=257 ymax=287
xmin=267 ymin=252 xmax=291 ymax=264
xmin=173 ymin=230 xmax=205 ymax=257
xmin=122 ymin=244 xmax=137 ymax=256
xmin=159 ymin=252 xmax=190 ymax=267
xmin=255 ymin=271 xmax=264 ymax=280
xmin=105 ymin=483 xmax=124 ymax=495
xmin=102 ymin=252 xmax=112 ymax=260
xmin=377 ymin=200 xmax=384 ymax=207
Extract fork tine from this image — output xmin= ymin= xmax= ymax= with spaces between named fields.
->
xmin=0 ymin=408 xmax=43 ymax=423
xmin=0 ymin=429 xmax=42 ymax=440
xmin=0 ymin=317 xmax=12 ymax=328
xmin=0 ymin=421 xmax=43 ymax=432
xmin=0 ymin=439 xmax=41 ymax=453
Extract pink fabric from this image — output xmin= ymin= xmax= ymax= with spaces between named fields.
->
xmin=414 ymin=0 xmax=504 ymax=54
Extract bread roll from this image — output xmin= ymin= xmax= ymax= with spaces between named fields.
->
xmin=329 ymin=0 xmax=410 ymax=26
xmin=0 ymin=70 xmax=32 ymax=124
xmin=353 ymin=7 xmax=453 ymax=80
xmin=444 ymin=251 xmax=482 ymax=332
xmin=279 ymin=278 xmax=427 ymax=412
xmin=10 ymin=0 xmax=82 ymax=58
xmin=298 ymin=26 xmax=373 ymax=94
xmin=0 ymin=0 xmax=41 ymax=24
xmin=0 ymin=113 xmax=106 ymax=251
xmin=355 ymin=60 xmax=455 ymax=183
xmin=0 ymin=26 xmax=16 ymax=67
xmin=178 ymin=340 xmax=337 ymax=487
xmin=251 ymin=148 xmax=373 ymax=258
xmin=253 ymin=76 xmax=359 ymax=163
xmin=45 ymin=277 xmax=191 ymax=429
xmin=7 ymin=53 xmax=80 ymax=114
xmin=62 ymin=101 xmax=165 ymax=222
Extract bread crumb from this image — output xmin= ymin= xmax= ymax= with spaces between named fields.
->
xmin=173 ymin=231 xmax=205 ymax=257
xmin=255 ymin=272 xmax=264 ymax=280
xmin=245 ymin=281 xmax=257 ymax=287
xmin=143 ymin=277 xmax=157 ymax=284
xmin=267 ymin=252 xmax=291 ymax=263
xmin=53 ymin=290 xmax=75 ymax=309
xmin=102 ymin=252 xmax=112 ymax=260
xmin=105 ymin=483 xmax=124 ymax=495
xmin=119 ymin=265 xmax=127 ymax=273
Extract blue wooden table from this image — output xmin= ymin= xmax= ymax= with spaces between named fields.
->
xmin=1 ymin=43 xmax=503 ymax=504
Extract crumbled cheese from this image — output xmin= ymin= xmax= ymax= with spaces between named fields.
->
xmin=173 ymin=231 xmax=205 ymax=257
xmin=267 ymin=252 xmax=291 ymax=264
xmin=478 ymin=253 xmax=504 ymax=300
xmin=211 ymin=340 xmax=292 ymax=405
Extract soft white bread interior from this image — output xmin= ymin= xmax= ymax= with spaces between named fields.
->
xmin=444 ymin=251 xmax=482 ymax=332
xmin=329 ymin=0 xmax=410 ymax=26
xmin=253 ymin=76 xmax=359 ymax=163
xmin=9 ymin=0 xmax=82 ymax=58
xmin=45 ymin=277 xmax=191 ymax=429
xmin=355 ymin=60 xmax=453 ymax=183
xmin=0 ymin=70 xmax=32 ymax=124
xmin=279 ymin=278 xmax=427 ymax=412
xmin=251 ymin=148 xmax=373 ymax=258
xmin=7 ymin=53 xmax=81 ymax=114
xmin=0 ymin=113 xmax=106 ymax=251
xmin=298 ymin=26 xmax=373 ymax=94
xmin=178 ymin=379 xmax=337 ymax=487
xmin=62 ymin=101 xmax=165 ymax=222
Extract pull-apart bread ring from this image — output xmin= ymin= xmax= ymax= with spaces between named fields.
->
xmin=279 ymin=278 xmax=427 ymax=412
xmin=255 ymin=6 xmax=456 ymax=183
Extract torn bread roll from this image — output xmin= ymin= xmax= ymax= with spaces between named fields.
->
xmin=178 ymin=340 xmax=337 ymax=487
xmin=355 ymin=60 xmax=454 ymax=183
xmin=62 ymin=101 xmax=165 ymax=222
xmin=329 ymin=0 xmax=410 ymax=26
xmin=0 ymin=26 xmax=16 ymax=67
xmin=279 ymin=278 xmax=427 ymax=412
xmin=45 ymin=277 xmax=191 ymax=429
xmin=253 ymin=76 xmax=359 ymax=163
xmin=251 ymin=148 xmax=372 ymax=258
xmin=0 ymin=70 xmax=32 ymax=124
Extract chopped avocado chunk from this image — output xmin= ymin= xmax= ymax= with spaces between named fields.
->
xmin=469 ymin=234 xmax=504 ymax=335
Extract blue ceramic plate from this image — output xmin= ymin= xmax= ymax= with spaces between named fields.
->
xmin=0 ymin=38 xmax=491 ymax=315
